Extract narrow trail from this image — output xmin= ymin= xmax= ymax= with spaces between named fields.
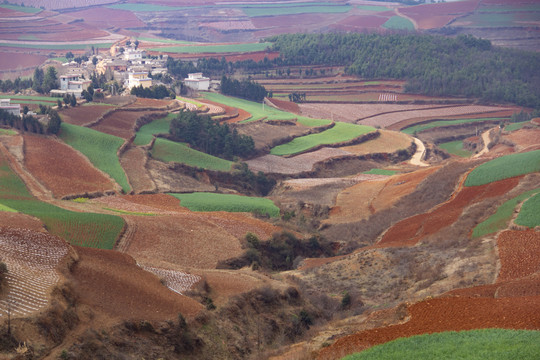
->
xmin=473 ymin=127 xmax=494 ymax=158
xmin=410 ymin=137 xmax=428 ymax=167
xmin=394 ymin=7 xmax=418 ymax=30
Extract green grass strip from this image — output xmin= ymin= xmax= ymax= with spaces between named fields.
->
xmin=363 ymin=169 xmax=397 ymax=176
xmin=438 ymin=140 xmax=473 ymax=158
xmin=382 ymin=16 xmax=415 ymax=30
xmin=177 ymin=96 xmax=204 ymax=108
xmin=402 ymin=117 xmax=507 ymax=134
xmin=149 ymin=42 xmax=272 ymax=54
xmin=169 ymin=192 xmax=280 ymax=217
xmin=0 ymin=129 xmax=17 ymax=136
xmin=134 ymin=113 xmax=175 ymax=146
xmin=151 ymin=138 xmax=233 ymax=171
xmin=0 ymin=4 xmax=41 ymax=13
xmin=465 ymin=149 xmax=540 ymax=187
xmin=505 ymin=121 xmax=533 ymax=132
xmin=59 ymin=123 xmax=131 ymax=193
xmin=355 ymin=5 xmax=390 ymax=12
xmin=473 ymin=188 xmax=540 ymax=238
xmin=0 ymin=202 xmax=17 ymax=212
xmin=0 ymin=95 xmax=58 ymax=101
xmin=342 ymin=329 xmax=540 ymax=360
xmin=270 ymin=122 xmax=375 ymax=156
xmin=243 ymin=4 xmax=351 ymax=17
xmin=201 ymin=93 xmax=330 ymax=126
xmin=0 ymin=42 xmax=112 ymax=50
xmin=137 ymin=37 xmax=197 ymax=44
xmin=108 ymin=3 xmax=189 ymax=12
xmin=516 ymin=192 xmax=540 ymax=228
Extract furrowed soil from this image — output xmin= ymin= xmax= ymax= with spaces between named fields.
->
xmin=23 ymin=134 xmax=116 ymax=198
xmin=60 ymin=105 xmax=115 ymax=127
xmin=91 ymin=110 xmax=156 ymax=140
xmin=119 ymin=146 xmax=155 ymax=194
xmin=339 ymin=130 xmax=412 ymax=155
xmin=237 ymin=120 xmax=317 ymax=153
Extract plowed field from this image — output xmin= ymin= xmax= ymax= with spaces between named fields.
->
xmin=66 ymin=8 xmax=145 ymax=29
xmin=340 ymin=130 xmax=412 ymax=155
xmin=119 ymin=147 xmax=155 ymax=194
xmin=91 ymin=110 xmax=154 ymax=139
xmin=0 ymin=212 xmax=44 ymax=231
xmin=23 ymin=134 xmax=116 ymax=198
xmin=504 ymin=128 xmax=540 ymax=152
xmin=398 ymin=0 xmax=480 ymax=29
xmin=497 ymin=230 xmax=540 ymax=282
xmin=60 ymin=105 xmax=115 ymax=127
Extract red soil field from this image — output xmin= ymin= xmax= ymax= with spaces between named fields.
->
xmin=0 ymin=213 xmax=44 ymax=232
xmin=23 ymin=134 xmax=116 ymax=198
xmin=266 ymin=97 xmax=300 ymax=114
xmin=332 ymin=15 xmax=389 ymax=30
xmin=66 ymin=8 xmax=145 ymax=29
xmin=497 ymin=230 xmax=540 ymax=282
xmin=399 ymin=0 xmax=480 ymax=29
xmin=59 ymin=105 xmax=114 ymax=127
xmin=0 ymin=51 xmax=47 ymax=73
xmin=378 ymin=176 xmax=520 ymax=247
xmin=119 ymin=147 xmax=155 ymax=194
xmin=124 ymin=97 xmax=174 ymax=109
xmin=71 ymin=246 xmax=202 ymax=321
xmin=504 ymin=128 xmax=540 ymax=151
xmin=0 ymin=7 xmax=29 ymax=18
xmin=91 ymin=110 xmax=155 ymax=139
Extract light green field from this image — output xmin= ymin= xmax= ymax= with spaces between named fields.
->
xmin=515 ymin=192 xmax=540 ymax=228
xmin=402 ymin=117 xmax=506 ymax=135
xmin=0 ymin=203 xmax=17 ymax=212
xmin=0 ymin=129 xmax=16 ymax=136
xmin=472 ymin=188 xmax=540 ymax=238
xmin=108 ymin=3 xmax=188 ymax=12
xmin=342 ymin=329 xmax=540 ymax=360
xmin=49 ymin=57 xmax=69 ymax=63
xmin=0 ymin=155 xmax=124 ymax=249
xmin=177 ymin=96 xmax=204 ymax=108
xmin=0 ymin=4 xmax=41 ymax=13
xmin=134 ymin=113 xmax=175 ymax=146
xmin=270 ymin=122 xmax=375 ymax=156
xmin=201 ymin=93 xmax=330 ymax=126
xmin=505 ymin=121 xmax=532 ymax=132
xmin=454 ymin=12 xmax=526 ymax=27
xmin=169 ymin=192 xmax=280 ymax=217
xmin=59 ymin=123 xmax=131 ymax=193
xmin=438 ymin=140 xmax=473 ymax=158
xmin=363 ymin=169 xmax=397 ymax=176
xmin=149 ymin=42 xmax=272 ymax=54
xmin=383 ymin=16 xmax=415 ymax=30
xmin=0 ymin=43 xmax=113 ymax=50
xmin=242 ymin=4 xmax=352 ymax=17
xmin=150 ymin=138 xmax=233 ymax=171
xmin=0 ymin=95 xmax=58 ymax=102
xmin=137 ymin=37 xmax=197 ymax=44
xmin=465 ymin=149 xmax=540 ymax=187
xmin=355 ymin=5 xmax=390 ymax=12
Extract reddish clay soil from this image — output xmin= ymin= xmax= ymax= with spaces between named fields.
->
xmin=124 ymin=97 xmax=174 ymax=109
xmin=399 ymin=0 xmax=480 ymax=30
xmin=222 ymin=51 xmax=280 ymax=62
xmin=332 ymin=15 xmax=389 ymax=30
xmin=504 ymin=128 xmax=540 ymax=151
xmin=66 ymin=8 xmax=145 ymax=29
xmin=23 ymin=134 xmax=116 ymax=198
xmin=266 ymin=97 xmax=300 ymax=114
xmin=0 ymin=8 xmax=29 ymax=18
xmin=71 ymin=246 xmax=202 ymax=321
xmin=59 ymin=105 xmax=114 ymax=126
xmin=120 ymin=193 xmax=190 ymax=213
xmin=195 ymin=270 xmax=264 ymax=306
xmin=198 ymin=98 xmax=251 ymax=123
xmin=378 ymin=176 xmax=520 ymax=247
xmin=0 ymin=51 xmax=47 ymax=72
xmin=318 ymin=295 xmax=540 ymax=359
xmin=91 ymin=110 xmax=154 ymax=140
xmin=119 ymin=147 xmax=155 ymax=194
xmin=0 ymin=213 xmax=44 ymax=232
xmin=340 ymin=130 xmax=412 ymax=155
xmin=497 ymin=230 xmax=540 ymax=282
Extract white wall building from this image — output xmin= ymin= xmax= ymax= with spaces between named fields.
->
xmin=51 ymin=74 xmax=91 ymax=97
xmin=0 ymin=99 xmax=21 ymax=117
xmin=184 ymin=72 xmax=210 ymax=91
xmin=126 ymin=72 xmax=152 ymax=90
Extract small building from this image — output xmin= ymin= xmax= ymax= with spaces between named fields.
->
xmin=0 ymin=99 xmax=21 ymax=117
xmin=184 ymin=72 xmax=210 ymax=91
xmin=126 ymin=72 xmax=152 ymax=90
xmin=124 ymin=48 xmax=146 ymax=62
xmin=96 ymin=59 xmax=128 ymax=76
xmin=51 ymin=74 xmax=91 ymax=98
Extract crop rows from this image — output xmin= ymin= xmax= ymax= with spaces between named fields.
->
xmin=0 ymin=228 xmax=68 ymax=318
xmin=379 ymin=93 xmax=397 ymax=101
xmin=140 ymin=265 xmax=200 ymax=295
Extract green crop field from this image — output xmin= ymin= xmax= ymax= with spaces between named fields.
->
xmin=169 ymin=192 xmax=280 ymax=217
xmin=59 ymin=123 xmax=131 ymax=193
xmin=0 ymin=43 xmax=113 ymax=50
xmin=0 ymin=154 xmax=124 ymax=249
xmin=242 ymin=4 xmax=352 ymax=17
xmin=402 ymin=117 xmax=507 ymax=134
xmin=0 ymin=129 xmax=16 ymax=136
xmin=108 ymin=3 xmax=189 ymax=11
xmin=202 ymin=93 xmax=330 ymax=126
xmin=515 ymin=192 xmax=540 ymax=228
xmin=138 ymin=37 xmax=197 ymax=44
xmin=454 ymin=12 xmax=524 ymax=27
xmin=479 ymin=4 xmax=540 ymax=12
xmin=465 ymin=149 xmax=540 ymax=187
xmin=149 ymin=42 xmax=272 ymax=54
xmin=0 ymin=203 xmax=17 ymax=212
xmin=0 ymin=4 xmax=41 ymax=13
xmin=151 ymin=138 xmax=233 ymax=171
xmin=383 ymin=16 xmax=415 ymax=30
xmin=438 ymin=140 xmax=473 ymax=158
xmin=134 ymin=113 xmax=175 ymax=146
xmin=270 ymin=122 xmax=375 ymax=156
xmin=343 ymin=329 xmax=540 ymax=360
xmin=0 ymin=95 xmax=57 ymax=102
xmin=363 ymin=169 xmax=397 ymax=176
xmin=505 ymin=121 xmax=532 ymax=132
xmin=472 ymin=188 xmax=540 ymax=238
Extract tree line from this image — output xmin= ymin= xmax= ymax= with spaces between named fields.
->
xmin=0 ymin=105 xmax=61 ymax=135
xmin=220 ymin=75 xmax=267 ymax=102
xmin=130 ymin=84 xmax=175 ymax=99
xmin=169 ymin=110 xmax=254 ymax=160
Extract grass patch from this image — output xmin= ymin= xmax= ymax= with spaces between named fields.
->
xmin=149 ymin=42 xmax=272 ymax=54
xmin=465 ymin=149 xmax=540 ymax=187
xmin=134 ymin=113 xmax=175 ymax=146
xmin=473 ymin=188 xmax=540 ymax=238
xmin=201 ymin=92 xmax=330 ymax=126
xmin=0 ymin=129 xmax=16 ymax=136
xmin=402 ymin=117 xmax=507 ymax=135
xmin=0 ymin=154 xmax=123 ymax=249
xmin=505 ymin=121 xmax=532 ymax=132
xmin=270 ymin=122 xmax=375 ymax=156
xmin=59 ymin=123 xmax=131 ymax=193
xmin=150 ymin=138 xmax=233 ymax=171
xmin=454 ymin=12 xmax=525 ymax=27
xmin=342 ymin=329 xmax=540 ymax=360
xmin=103 ymin=207 xmax=155 ymax=216
xmin=0 ymin=95 xmax=58 ymax=102
xmin=0 ymin=202 xmax=17 ymax=212
xmin=169 ymin=192 xmax=280 ymax=217
xmin=515 ymin=192 xmax=540 ymax=228
xmin=438 ymin=140 xmax=473 ymax=158
xmin=355 ymin=5 xmax=390 ymax=12
xmin=0 ymin=43 xmax=113 ymax=50
xmin=177 ymin=96 xmax=204 ymax=108
xmin=363 ymin=169 xmax=397 ymax=176
xmin=49 ymin=57 xmax=68 ymax=63
xmin=382 ymin=16 xmax=415 ymax=30
xmin=137 ymin=37 xmax=197 ymax=44
xmin=0 ymin=4 xmax=41 ymax=13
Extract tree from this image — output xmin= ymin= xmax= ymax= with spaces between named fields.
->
xmin=32 ymin=67 xmax=44 ymax=93
xmin=65 ymin=51 xmax=74 ymax=60
xmin=92 ymin=56 xmax=98 ymax=66
xmin=69 ymin=93 xmax=77 ymax=107
xmin=42 ymin=66 xmax=58 ymax=93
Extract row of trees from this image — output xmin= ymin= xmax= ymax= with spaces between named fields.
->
xmin=169 ymin=110 xmax=254 ymax=160
xmin=32 ymin=66 xmax=59 ymax=94
xmin=220 ymin=75 xmax=267 ymax=102
xmin=267 ymin=33 xmax=540 ymax=109
xmin=0 ymin=106 xmax=60 ymax=135
xmin=130 ymin=84 xmax=175 ymax=99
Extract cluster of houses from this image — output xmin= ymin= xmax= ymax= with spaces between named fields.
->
xmin=49 ymin=42 xmax=212 ymax=99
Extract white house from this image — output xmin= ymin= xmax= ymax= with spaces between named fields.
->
xmin=184 ymin=72 xmax=210 ymax=91
xmin=124 ymin=48 xmax=146 ymax=62
xmin=126 ymin=72 xmax=152 ymax=90
xmin=0 ymin=99 xmax=21 ymax=116
xmin=51 ymin=74 xmax=91 ymax=98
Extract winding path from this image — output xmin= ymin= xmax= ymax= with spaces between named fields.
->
xmin=410 ymin=137 xmax=428 ymax=167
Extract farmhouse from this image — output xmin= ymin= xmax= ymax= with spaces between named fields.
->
xmin=184 ymin=72 xmax=210 ymax=91
xmin=124 ymin=48 xmax=146 ymax=62
xmin=126 ymin=72 xmax=153 ymax=90
xmin=50 ymin=74 xmax=91 ymax=98
xmin=0 ymin=99 xmax=21 ymax=117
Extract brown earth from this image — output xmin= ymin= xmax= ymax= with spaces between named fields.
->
xmin=23 ymin=134 xmax=117 ymax=198
xmin=119 ymin=146 xmax=155 ymax=194
xmin=504 ymin=128 xmax=540 ymax=152
xmin=123 ymin=97 xmax=175 ymax=109
xmin=237 ymin=120 xmax=315 ymax=153
xmin=399 ymin=0 xmax=480 ymax=30
xmin=0 ymin=212 xmax=44 ymax=231
xmin=0 ymin=51 xmax=47 ymax=73
xmin=266 ymin=97 xmax=300 ymax=114
xmin=59 ymin=105 xmax=115 ymax=127
xmin=497 ymin=230 xmax=540 ymax=283
xmin=65 ymin=7 xmax=146 ymax=29
xmin=340 ymin=130 xmax=412 ymax=155
xmin=379 ymin=176 xmax=521 ymax=247
xmin=91 ymin=110 xmax=154 ymax=139
xmin=71 ymin=246 xmax=202 ymax=321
